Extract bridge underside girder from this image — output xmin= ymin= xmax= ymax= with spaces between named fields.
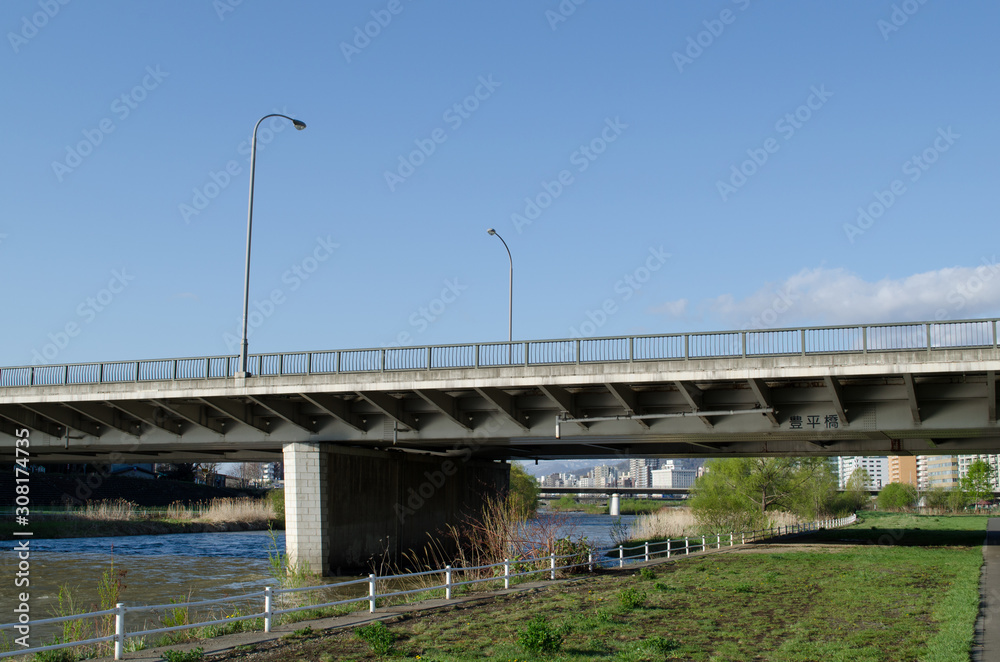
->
xmin=4 ymin=350 xmax=1000 ymax=462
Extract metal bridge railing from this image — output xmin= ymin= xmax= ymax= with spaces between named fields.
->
xmin=1 ymin=318 xmax=997 ymax=388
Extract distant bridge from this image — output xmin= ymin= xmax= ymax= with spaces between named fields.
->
xmin=538 ymin=487 xmax=691 ymax=496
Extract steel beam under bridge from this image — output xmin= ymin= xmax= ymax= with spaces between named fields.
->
xmin=4 ymin=318 xmax=1000 ymax=462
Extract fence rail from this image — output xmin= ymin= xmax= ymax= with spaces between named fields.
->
xmin=2 ymin=319 xmax=997 ymax=389
xmin=0 ymin=515 xmax=856 ymax=660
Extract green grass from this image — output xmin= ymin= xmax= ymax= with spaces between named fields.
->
xmin=212 ymin=513 xmax=986 ymax=661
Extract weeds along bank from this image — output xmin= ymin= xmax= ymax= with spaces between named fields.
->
xmin=83 ymin=512 xmax=985 ymax=662
xmin=0 ymin=496 xmax=280 ymax=539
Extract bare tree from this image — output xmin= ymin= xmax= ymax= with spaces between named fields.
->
xmin=237 ymin=462 xmax=264 ymax=488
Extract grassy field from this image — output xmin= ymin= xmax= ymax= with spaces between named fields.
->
xmin=200 ymin=512 xmax=987 ymax=661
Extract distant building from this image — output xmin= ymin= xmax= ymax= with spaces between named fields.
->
xmin=887 ymin=456 xmax=918 ymax=486
xmin=542 ymin=473 xmax=562 ymax=488
xmin=592 ymin=464 xmax=618 ymax=487
xmin=629 ymin=458 xmax=662 ymax=488
xmin=917 ymin=455 xmax=960 ymax=490
xmin=109 ymin=464 xmax=157 ymax=479
xmin=650 ymin=467 xmax=696 ymax=489
xmin=262 ymin=462 xmax=284 ymax=485
xmin=837 ymin=457 xmax=887 ymax=489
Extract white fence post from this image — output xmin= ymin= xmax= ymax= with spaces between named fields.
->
xmin=618 ymin=545 xmax=624 ymax=568
xmin=701 ymin=535 xmax=706 ymax=551
xmin=445 ymin=566 xmax=452 ymax=600
xmin=550 ymin=553 xmax=556 ymax=580
xmin=369 ymin=573 xmax=376 ymax=613
xmin=264 ymin=587 xmax=272 ymax=633
xmin=717 ymin=534 xmax=721 ymax=549
xmin=666 ymin=539 xmax=671 ymax=559
xmin=588 ymin=551 xmax=594 ymax=573
xmin=685 ymin=537 xmax=690 ymax=555
xmin=114 ymin=603 xmax=125 ymax=661
xmin=504 ymin=558 xmax=511 ymax=589
xmin=644 ymin=541 xmax=650 ymax=562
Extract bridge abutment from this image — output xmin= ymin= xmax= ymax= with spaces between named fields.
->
xmin=284 ymin=443 xmax=509 ymax=576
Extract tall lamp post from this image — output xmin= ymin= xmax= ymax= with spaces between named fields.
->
xmin=237 ymin=113 xmax=307 ymax=379
xmin=486 ymin=228 xmax=512 ymax=361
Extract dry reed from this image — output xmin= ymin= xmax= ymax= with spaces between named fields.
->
xmin=79 ymin=499 xmax=137 ymax=521
xmin=192 ymin=498 xmax=275 ymax=523
xmin=633 ymin=507 xmax=805 ymax=540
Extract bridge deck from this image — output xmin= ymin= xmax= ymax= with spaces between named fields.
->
xmin=2 ymin=318 xmax=1000 ymax=462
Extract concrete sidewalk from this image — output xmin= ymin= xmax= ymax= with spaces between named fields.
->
xmin=973 ymin=518 xmax=1000 ymax=661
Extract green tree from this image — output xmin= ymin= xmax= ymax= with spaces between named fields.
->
xmin=947 ymin=488 xmax=970 ymax=512
xmin=690 ymin=457 xmax=835 ymax=532
xmin=843 ymin=467 xmax=871 ymax=511
xmin=877 ymin=482 xmax=918 ymax=511
xmin=960 ymin=459 xmax=995 ymax=508
xmin=508 ymin=463 xmax=539 ymax=520
xmin=785 ymin=458 xmax=840 ymax=520
xmin=924 ymin=487 xmax=950 ymax=510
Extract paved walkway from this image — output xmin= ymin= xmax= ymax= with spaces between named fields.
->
xmin=973 ymin=518 xmax=1000 ymax=661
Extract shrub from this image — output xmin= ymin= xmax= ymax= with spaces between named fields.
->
xmin=551 ymin=536 xmax=593 ymax=575
xmin=32 ymin=646 xmax=78 ymax=662
xmin=617 ymin=586 xmax=647 ymax=610
xmin=518 ymin=616 xmax=570 ymax=655
xmin=162 ymin=648 xmax=204 ymax=662
xmin=877 ymin=483 xmax=918 ymax=511
xmin=355 ymin=621 xmax=395 ymax=655
xmin=639 ymin=567 xmax=656 ymax=580
xmin=267 ymin=489 xmax=285 ymax=522
xmin=645 ymin=635 xmax=681 ymax=655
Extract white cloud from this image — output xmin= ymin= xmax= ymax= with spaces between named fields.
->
xmin=649 ymin=260 xmax=1000 ymax=328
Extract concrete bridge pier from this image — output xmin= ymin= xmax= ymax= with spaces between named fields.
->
xmin=283 ymin=443 xmax=509 ymax=576
xmin=609 ymin=493 xmax=621 ymax=517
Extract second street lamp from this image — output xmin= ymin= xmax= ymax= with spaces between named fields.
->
xmin=487 ymin=228 xmax=512 ymax=362
xmin=237 ymin=113 xmax=307 ymax=379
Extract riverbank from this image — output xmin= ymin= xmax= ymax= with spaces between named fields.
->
xmin=546 ymin=496 xmax=678 ymax=515
xmin=0 ymin=496 xmax=280 ymax=540
xmin=92 ymin=512 xmax=987 ymax=661
xmin=0 ymin=516 xmax=281 ymax=540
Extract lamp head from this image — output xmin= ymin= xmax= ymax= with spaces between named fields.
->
xmin=292 ymin=119 xmax=307 ymax=130
xmin=487 ymin=228 xmax=496 ymax=236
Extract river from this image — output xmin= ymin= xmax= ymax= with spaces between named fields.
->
xmin=0 ymin=513 xmax=636 ymax=645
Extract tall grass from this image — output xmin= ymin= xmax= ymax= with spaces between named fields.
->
xmin=631 ymin=507 xmax=804 ymax=540
xmin=69 ymin=497 xmax=275 ymax=524
xmin=80 ymin=499 xmax=136 ymax=521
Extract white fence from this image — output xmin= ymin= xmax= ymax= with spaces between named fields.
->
xmin=0 ymin=515 xmax=856 ymax=660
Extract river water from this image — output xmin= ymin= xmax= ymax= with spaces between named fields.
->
xmin=0 ymin=513 xmax=635 ymax=645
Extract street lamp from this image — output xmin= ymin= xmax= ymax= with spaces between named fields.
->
xmin=486 ymin=228 xmax=512 ymax=360
xmin=237 ymin=113 xmax=307 ymax=378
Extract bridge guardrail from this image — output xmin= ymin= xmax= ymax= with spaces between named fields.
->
xmin=0 ymin=514 xmax=856 ymax=660
xmin=1 ymin=317 xmax=997 ymax=388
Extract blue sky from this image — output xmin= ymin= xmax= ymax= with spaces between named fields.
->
xmin=3 ymin=1 xmax=999 ymax=368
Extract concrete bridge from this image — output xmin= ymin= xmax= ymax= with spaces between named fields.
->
xmin=2 ymin=317 xmax=1000 ymax=572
